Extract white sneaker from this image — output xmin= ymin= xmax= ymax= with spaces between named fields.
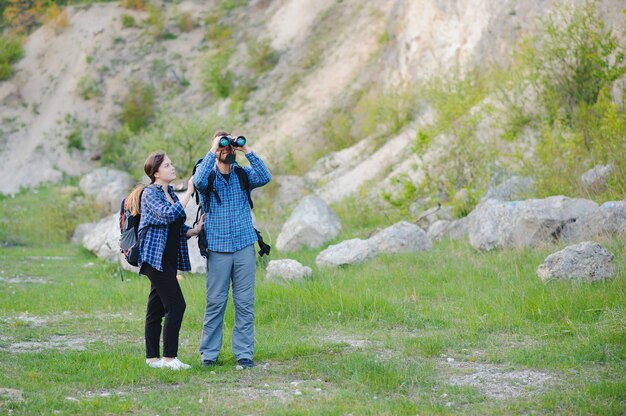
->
xmin=162 ymin=357 xmax=191 ymax=370
xmin=146 ymin=358 xmax=163 ymax=368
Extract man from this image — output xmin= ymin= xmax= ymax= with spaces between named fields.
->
xmin=194 ymin=131 xmax=271 ymax=368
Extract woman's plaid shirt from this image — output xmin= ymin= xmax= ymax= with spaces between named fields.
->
xmin=193 ymin=151 xmax=271 ymax=253
xmin=138 ymin=184 xmax=192 ymax=272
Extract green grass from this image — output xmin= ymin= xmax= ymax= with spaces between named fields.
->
xmin=0 ymin=184 xmax=624 ymax=414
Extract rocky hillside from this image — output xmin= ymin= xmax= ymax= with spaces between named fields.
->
xmin=0 ymin=0 xmax=624 ymax=202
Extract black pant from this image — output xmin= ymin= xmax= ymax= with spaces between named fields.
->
xmin=142 ymin=263 xmax=186 ymax=358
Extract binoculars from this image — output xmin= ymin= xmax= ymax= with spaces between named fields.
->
xmin=219 ymin=135 xmax=246 ymax=147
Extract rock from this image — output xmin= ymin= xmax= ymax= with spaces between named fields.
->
xmin=71 ymin=222 xmax=95 ymax=244
xmin=120 ymin=254 xmax=140 ymax=272
xmin=308 ymin=128 xmax=417 ymax=203
xmin=266 ymin=259 xmax=312 ymax=280
xmin=276 ymin=196 xmax=341 ymax=252
xmin=315 ymin=239 xmax=377 ymax=268
xmin=81 ymin=214 xmax=120 ymax=262
xmin=304 ymin=139 xmax=372 ymax=184
xmin=482 ymin=176 xmax=534 ymax=202
xmin=446 ymin=217 xmax=472 ymax=240
xmin=79 ymin=168 xmax=134 ymax=213
xmin=561 ymin=201 xmax=626 ymax=242
xmin=536 ymin=242 xmax=616 ymax=282
xmin=414 ymin=205 xmax=454 ymax=229
xmin=426 ymin=217 xmax=471 ymax=241
xmin=580 ymin=164 xmax=615 ymax=194
xmin=369 ymin=221 xmax=431 ymax=253
xmin=427 ymin=220 xmax=452 ymax=241
xmin=0 ymin=387 xmax=24 ymax=403
xmin=186 ymin=237 xmax=206 ymax=274
xmin=467 ymin=196 xmax=598 ymax=251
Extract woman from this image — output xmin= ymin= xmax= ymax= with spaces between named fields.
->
xmin=126 ymin=152 xmax=203 ymax=370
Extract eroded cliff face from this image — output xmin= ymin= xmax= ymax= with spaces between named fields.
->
xmin=0 ymin=0 xmax=623 ymax=195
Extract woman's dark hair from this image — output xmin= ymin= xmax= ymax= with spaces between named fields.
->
xmin=144 ymin=152 xmax=166 ymax=183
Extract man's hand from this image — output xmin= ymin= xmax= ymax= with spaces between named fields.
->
xmin=210 ymin=135 xmax=221 ymax=154
xmin=235 ymin=140 xmax=251 ymax=154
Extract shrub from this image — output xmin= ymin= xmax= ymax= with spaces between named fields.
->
xmin=201 ymin=48 xmax=234 ymax=98
xmin=121 ymin=0 xmax=145 ymax=11
xmin=531 ymin=2 xmax=626 ymax=124
xmin=529 ymin=89 xmax=626 ymax=199
xmin=519 ymin=1 xmax=626 ymax=200
xmin=98 ymin=110 xmax=235 ymax=180
xmin=353 ymin=85 xmax=417 ymax=140
xmin=2 ymin=0 xmax=42 ymax=34
xmin=0 ymin=35 xmax=24 ymax=80
xmin=217 ymin=0 xmax=247 ymax=14
xmin=417 ymin=68 xmax=491 ymax=144
xmin=132 ymin=112 xmax=229 ymax=179
xmin=120 ymin=81 xmax=155 ymax=133
xmin=246 ymin=38 xmax=279 ymax=74
xmin=43 ymin=3 xmax=69 ymax=35
xmin=0 ymin=63 xmax=12 ymax=80
xmin=121 ymin=14 xmax=136 ymax=28
xmin=175 ymin=11 xmax=196 ymax=32
xmin=78 ymin=76 xmax=101 ymax=100
xmin=204 ymin=14 xmax=233 ymax=43
xmin=145 ymin=4 xmax=165 ymax=39
xmin=229 ymin=78 xmax=256 ymax=117
xmin=98 ymin=126 xmax=139 ymax=173
xmin=66 ymin=128 xmax=84 ymax=151
xmin=321 ymin=111 xmax=354 ymax=153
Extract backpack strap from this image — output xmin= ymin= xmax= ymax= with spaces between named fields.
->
xmin=255 ymin=229 xmax=271 ymax=257
xmin=193 ymin=170 xmax=218 ymax=228
xmin=234 ymin=165 xmax=253 ymax=209
xmin=207 ymin=170 xmax=220 ymax=205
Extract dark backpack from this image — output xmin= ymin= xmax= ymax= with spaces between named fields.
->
xmin=119 ymin=190 xmax=147 ymax=267
xmin=192 ymin=160 xmax=271 ymax=258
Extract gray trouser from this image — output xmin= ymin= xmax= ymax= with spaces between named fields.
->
xmin=199 ymin=244 xmax=256 ymax=361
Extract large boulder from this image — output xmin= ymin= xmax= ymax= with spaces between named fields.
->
xmin=427 ymin=220 xmax=452 ymax=241
xmin=82 ymin=214 xmax=120 ymax=262
xmin=467 ymin=196 xmax=598 ymax=251
xmin=187 ymin=238 xmax=206 ymax=274
xmin=369 ymin=221 xmax=431 ymax=253
xmin=315 ymin=239 xmax=377 ymax=268
xmin=79 ymin=168 xmax=134 ymax=213
xmin=536 ymin=242 xmax=616 ymax=282
xmin=276 ymin=196 xmax=341 ymax=252
xmin=265 ymin=259 xmax=312 ymax=281
xmin=180 ymin=191 xmax=207 ymax=274
xmin=71 ymin=222 xmax=94 ymax=244
xmin=561 ymin=201 xmax=626 ymax=242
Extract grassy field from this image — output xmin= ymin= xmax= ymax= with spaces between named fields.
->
xmin=0 ymin=185 xmax=625 ymax=415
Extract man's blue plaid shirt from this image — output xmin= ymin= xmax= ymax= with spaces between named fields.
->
xmin=193 ymin=151 xmax=271 ymax=253
xmin=138 ymin=184 xmax=192 ymax=272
